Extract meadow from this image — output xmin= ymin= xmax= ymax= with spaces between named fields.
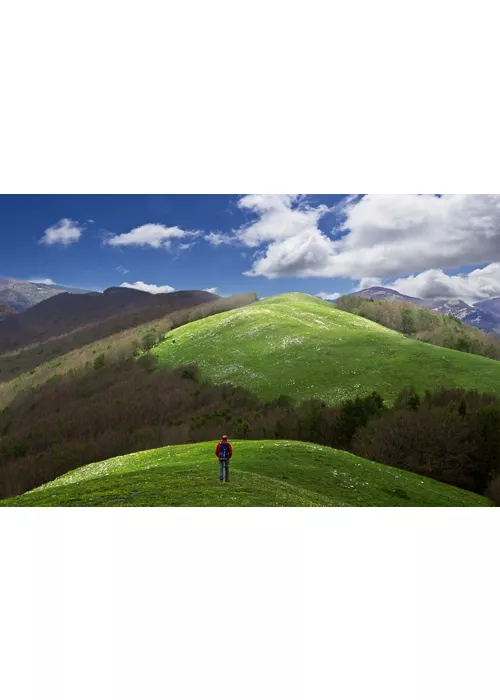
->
xmin=2 ymin=440 xmax=488 ymax=507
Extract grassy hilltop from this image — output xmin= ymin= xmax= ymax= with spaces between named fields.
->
xmin=151 ymin=293 xmax=500 ymax=405
xmin=1 ymin=441 xmax=488 ymax=507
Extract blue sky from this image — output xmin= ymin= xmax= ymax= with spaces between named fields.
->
xmin=1 ymin=194 xmax=500 ymax=302
xmin=0 ymin=194 xmax=351 ymax=297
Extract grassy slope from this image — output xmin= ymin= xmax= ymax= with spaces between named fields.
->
xmin=151 ymin=293 xmax=500 ymax=405
xmin=1 ymin=440 xmax=488 ymax=507
xmin=0 ymin=294 xmax=255 ymax=409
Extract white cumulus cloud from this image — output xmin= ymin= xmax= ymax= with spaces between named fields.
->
xmin=40 ymin=219 xmax=83 ymax=246
xmin=237 ymin=194 xmax=328 ymax=247
xmin=108 ymin=224 xmax=199 ymax=249
xmin=120 ymin=281 xmax=175 ymax=294
xmin=223 ymin=195 xmax=500 ymax=291
xmin=391 ymin=263 xmax=500 ymax=303
xmin=333 ymin=194 xmax=500 ymax=279
xmin=355 ymin=277 xmax=383 ymax=290
xmin=236 ymin=195 xmax=333 ymax=278
xmin=203 ymin=287 xmax=218 ymax=294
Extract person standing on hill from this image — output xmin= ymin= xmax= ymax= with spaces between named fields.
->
xmin=216 ymin=435 xmax=232 ymax=483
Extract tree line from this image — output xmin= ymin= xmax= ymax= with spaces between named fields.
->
xmin=335 ymin=295 xmax=500 ymax=360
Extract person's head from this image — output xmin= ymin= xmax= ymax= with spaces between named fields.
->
xmin=222 ymin=434 xmax=228 ymax=441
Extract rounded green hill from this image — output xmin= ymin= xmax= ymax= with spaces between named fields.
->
xmin=1 ymin=441 xmax=488 ymax=507
xmin=150 ymin=293 xmax=500 ymax=405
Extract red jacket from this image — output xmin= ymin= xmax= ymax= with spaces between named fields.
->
xmin=215 ymin=440 xmax=233 ymax=459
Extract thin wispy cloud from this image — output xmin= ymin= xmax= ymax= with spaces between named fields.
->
xmin=206 ymin=232 xmax=235 ymax=247
xmin=28 ymin=278 xmax=56 ymax=285
xmin=316 ymin=291 xmax=341 ymax=301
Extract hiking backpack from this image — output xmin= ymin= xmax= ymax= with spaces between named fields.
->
xmin=219 ymin=442 xmax=230 ymax=460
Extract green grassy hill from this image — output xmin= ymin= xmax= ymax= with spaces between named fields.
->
xmin=1 ymin=440 xmax=488 ymax=507
xmin=150 ymin=293 xmax=500 ymax=405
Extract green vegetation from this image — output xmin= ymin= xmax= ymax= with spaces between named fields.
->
xmin=93 ymin=353 xmax=106 ymax=371
xmin=151 ymin=293 xmax=500 ymax=405
xmin=141 ymin=330 xmax=157 ymax=352
xmin=3 ymin=292 xmax=500 ymax=505
xmin=336 ymin=294 xmax=500 ymax=359
xmin=1 ymin=440 xmax=488 ymax=507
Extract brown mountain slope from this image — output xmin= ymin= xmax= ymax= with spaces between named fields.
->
xmin=0 ymin=288 xmax=218 ymax=353
xmin=0 ymin=293 xmax=258 ymax=409
xmin=0 ymin=303 xmax=17 ymax=320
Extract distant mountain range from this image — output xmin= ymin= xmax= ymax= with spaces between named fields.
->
xmin=347 ymin=286 xmax=500 ymax=335
xmin=3 ymin=275 xmax=500 ymax=345
xmin=0 ymin=283 xmax=219 ymax=353
xmin=0 ymin=277 xmax=92 ymax=313
xmin=475 ymin=297 xmax=500 ymax=316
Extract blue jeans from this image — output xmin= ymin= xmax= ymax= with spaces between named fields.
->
xmin=219 ymin=460 xmax=230 ymax=481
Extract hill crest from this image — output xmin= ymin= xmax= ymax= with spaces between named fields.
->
xmin=0 ymin=288 xmax=219 ymax=353
xmin=1 ymin=440 xmax=488 ymax=507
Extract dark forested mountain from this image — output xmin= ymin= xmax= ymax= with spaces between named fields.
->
xmin=0 ymin=287 xmax=219 ymax=352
